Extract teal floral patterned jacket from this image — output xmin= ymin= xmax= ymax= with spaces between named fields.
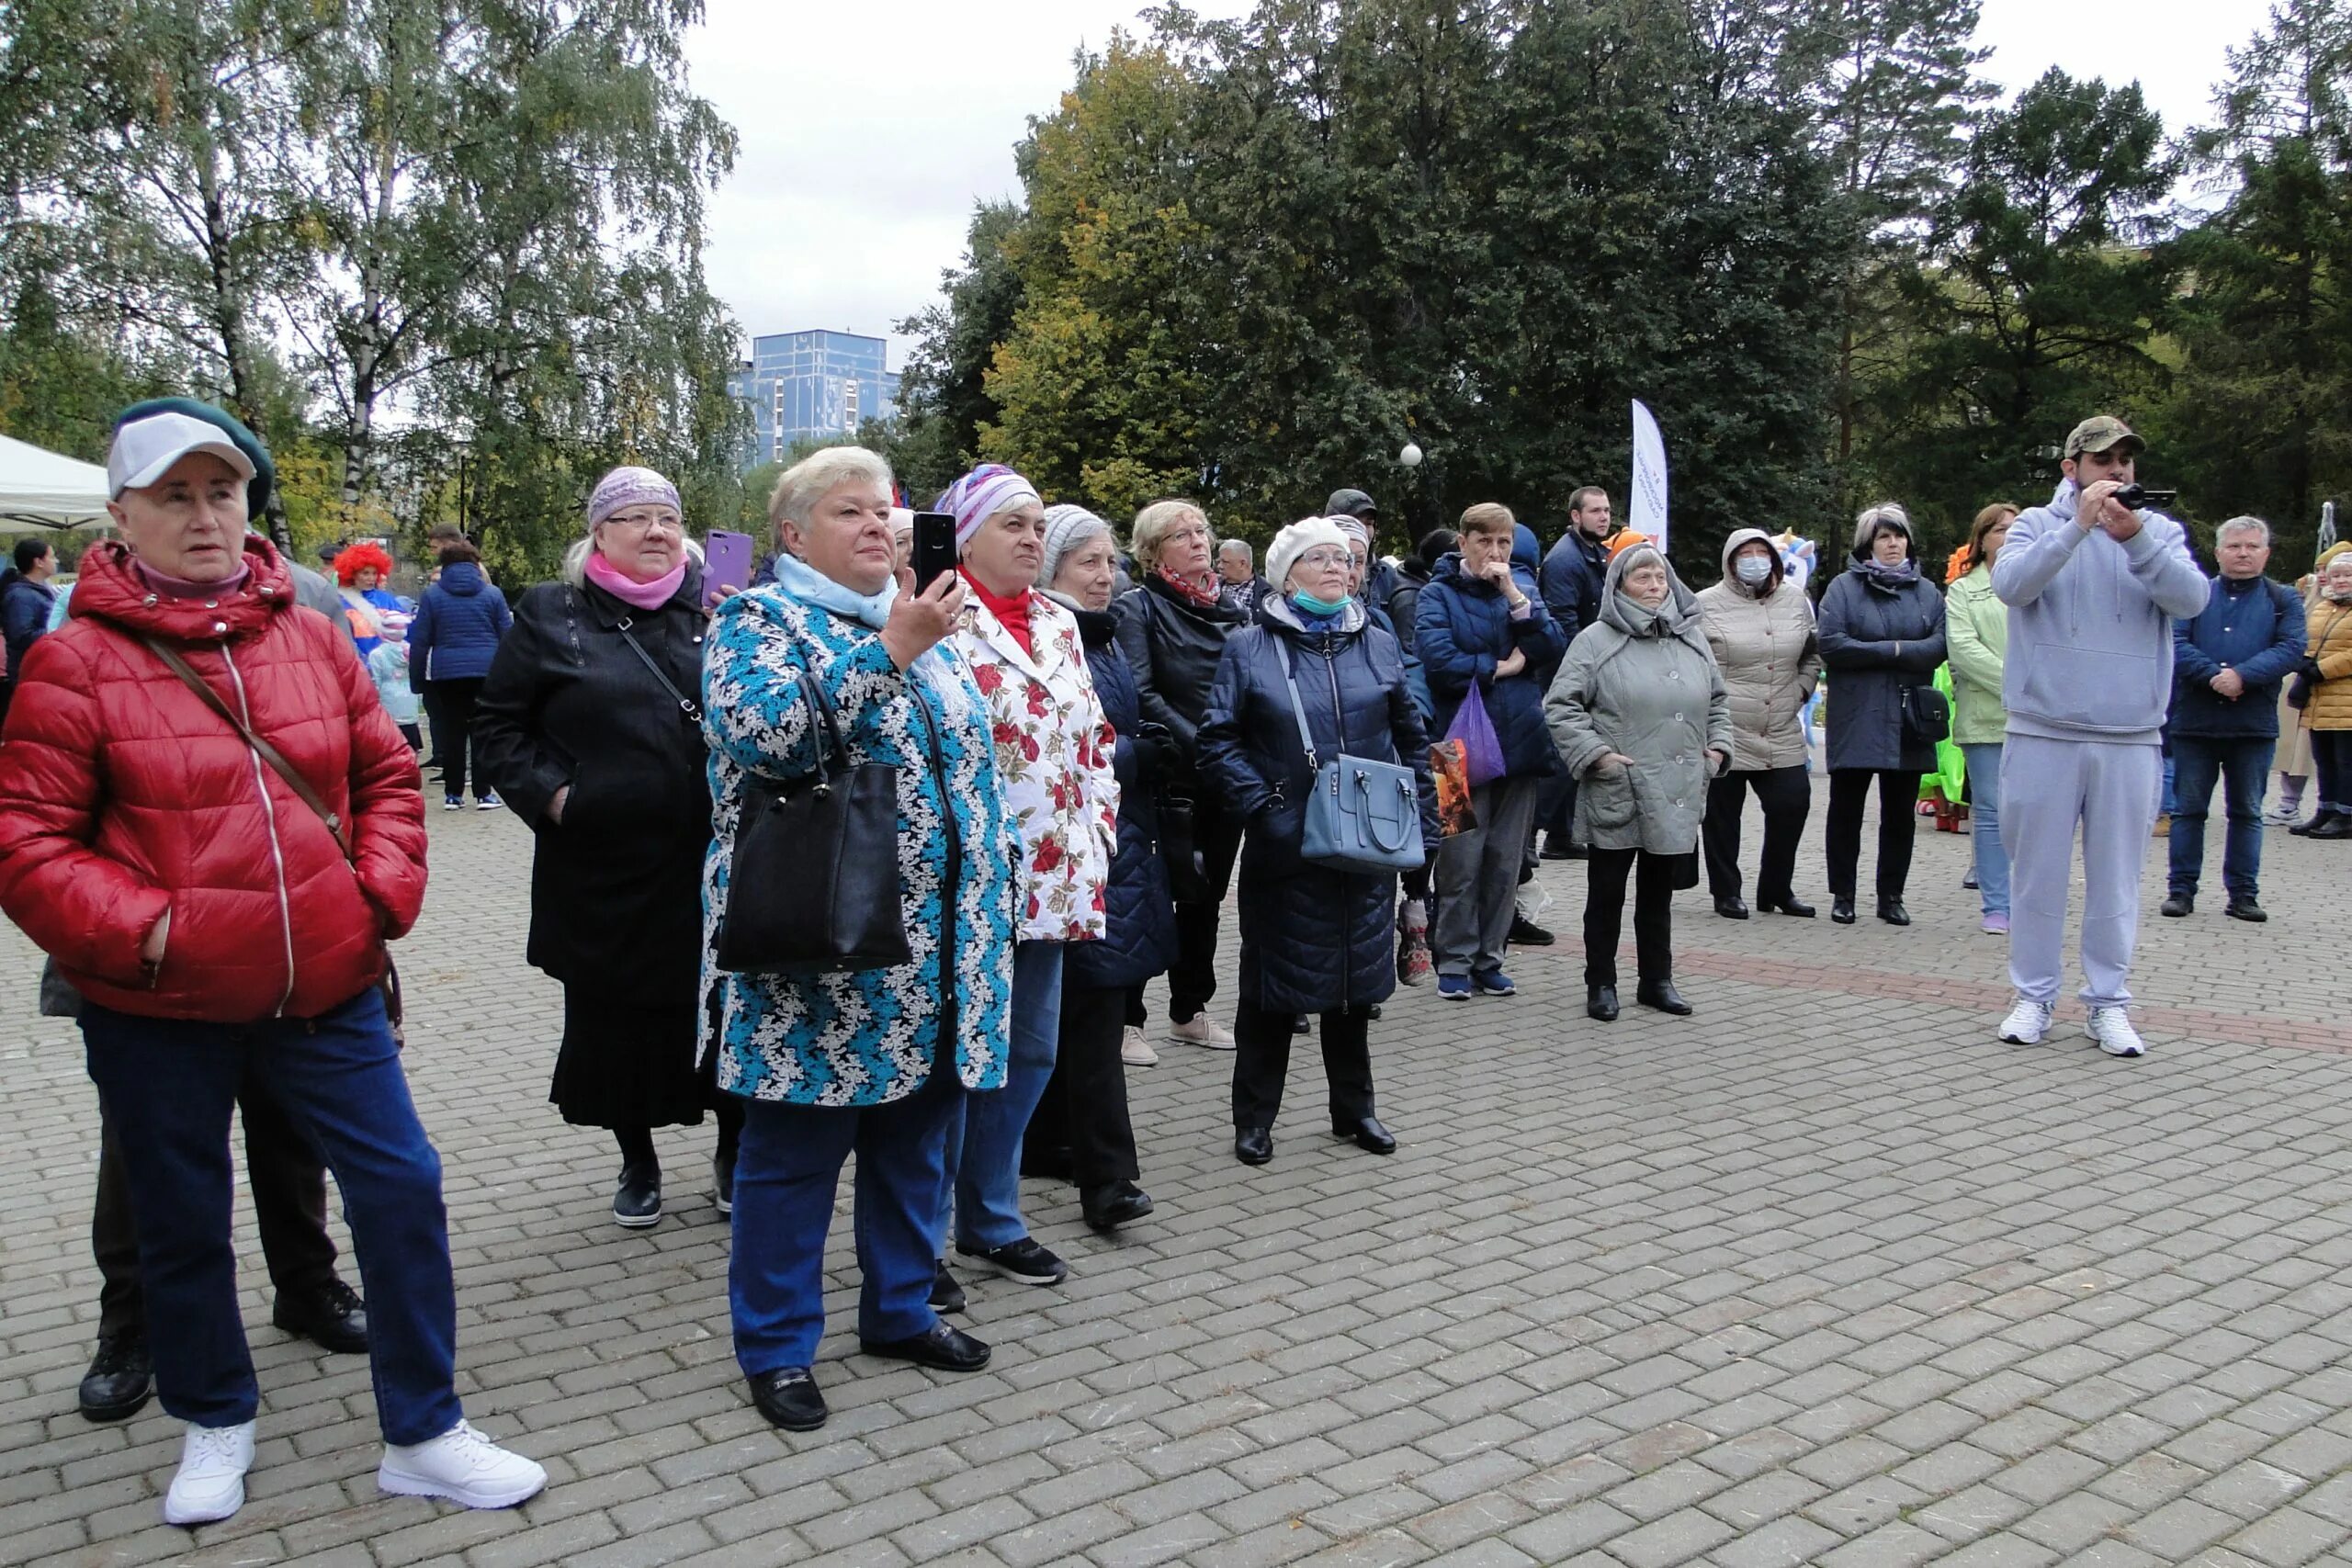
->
xmin=698 ymin=585 xmax=1017 ymax=1106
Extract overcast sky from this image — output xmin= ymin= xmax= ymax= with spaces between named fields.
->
xmin=686 ymin=0 xmax=2274 ymax=372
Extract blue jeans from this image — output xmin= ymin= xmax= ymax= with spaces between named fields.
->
xmin=729 ymin=1074 xmax=962 ymax=1373
xmin=1960 ymin=744 xmax=2010 ymax=917
xmin=80 ymin=988 xmax=462 ymax=1445
xmin=2168 ymin=735 xmax=2275 ymax=900
xmin=941 ymin=939 xmax=1062 ymax=1251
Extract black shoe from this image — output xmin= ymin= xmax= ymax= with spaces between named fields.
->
xmin=862 ymin=1322 xmax=992 ymax=1371
xmin=1366 ymin=1003 xmax=1383 ymax=1020
xmin=714 ymin=1144 xmax=737 ymax=1217
xmin=273 ymin=1278 xmax=368 ymax=1355
xmin=929 ymin=1259 xmax=966 ymax=1314
xmin=1292 ymin=1012 xmax=1311 ymax=1034
xmin=956 ymin=1236 xmax=1069 ymax=1285
xmin=77 ymin=1329 xmax=152 ymax=1423
xmin=1540 ymin=834 xmax=1583 ymax=861
xmin=1081 ymin=1181 xmax=1156 ymax=1231
xmin=2312 ymin=816 xmax=2352 ymax=839
xmin=2160 ymin=892 xmax=2193 ymax=918
xmin=1587 ymin=986 xmax=1619 ymax=1022
xmin=1235 ymin=1126 xmax=1273 ymax=1165
xmin=1507 ymin=915 xmax=1555 ymax=946
xmin=1332 ymin=1116 xmax=1396 ymax=1155
xmin=1761 ymin=897 xmax=1815 ymax=918
xmin=1876 ymin=898 xmax=1910 ymax=927
xmin=1713 ymin=897 xmax=1749 ymax=920
xmin=614 ymin=1160 xmax=662 ymax=1228
xmin=1635 ymin=981 xmax=1693 ymax=1016
xmin=749 ymin=1366 xmax=827 ymax=1431
xmin=2226 ymin=898 xmax=2268 ymax=922
xmin=1962 ymin=870 xmax=1979 ymax=890
xmin=2289 ymin=811 xmax=2332 ymax=835
xmin=1831 ymin=898 xmax=1857 ymax=924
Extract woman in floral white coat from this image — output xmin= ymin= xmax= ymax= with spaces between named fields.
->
xmin=934 ymin=464 xmax=1118 ymax=1296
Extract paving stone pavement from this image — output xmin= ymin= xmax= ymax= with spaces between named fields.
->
xmin=2 ymin=777 xmax=2349 ymax=1568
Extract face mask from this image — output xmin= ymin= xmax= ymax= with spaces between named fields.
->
xmin=1291 ymin=590 xmax=1351 ymax=617
xmin=1734 ymin=556 xmax=1773 ymax=587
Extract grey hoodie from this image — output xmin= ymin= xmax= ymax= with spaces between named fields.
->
xmin=1993 ymin=479 xmax=2209 ymax=744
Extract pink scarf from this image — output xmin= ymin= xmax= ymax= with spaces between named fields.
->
xmin=135 ymin=558 xmax=252 ymax=600
xmin=584 ymin=548 xmax=685 ymax=611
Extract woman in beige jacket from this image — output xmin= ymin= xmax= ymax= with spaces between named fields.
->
xmin=1695 ymin=528 xmax=1823 ymax=919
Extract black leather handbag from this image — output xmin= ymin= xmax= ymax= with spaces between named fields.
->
xmin=1899 ymin=682 xmax=1951 ymax=747
xmin=714 ymin=670 xmax=911 ymax=975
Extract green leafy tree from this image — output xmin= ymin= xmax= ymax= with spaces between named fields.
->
xmin=895 ymin=200 xmax=1030 ymax=496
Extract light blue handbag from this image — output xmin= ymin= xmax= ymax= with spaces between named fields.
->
xmin=1273 ymin=638 xmax=1423 ymax=875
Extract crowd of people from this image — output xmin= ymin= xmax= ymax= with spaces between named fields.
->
xmin=0 ymin=397 xmax=2343 ymax=1530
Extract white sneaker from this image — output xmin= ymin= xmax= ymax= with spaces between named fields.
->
xmin=2086 ymin=1007 xmax=2147 ymax=1057
xmin=1997 ymin=998 xmax=2054 ymax=1045
xmin=1168 ymin=1014 xmax=1236 ymax=1051
xmin=379 ymin=1420 xmax=547 ymax=1509
xmin=1120 ymin=1026 xmax=1158 ymax=1066
xmin=164 ymin=1420 xmax=254 ymax=1526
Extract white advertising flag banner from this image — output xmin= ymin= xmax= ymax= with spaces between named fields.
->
xmin=1630 ymin=399 xmax=1668 ymax=553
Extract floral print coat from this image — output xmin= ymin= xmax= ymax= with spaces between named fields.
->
xmin=699 ymin=586 xmax=1018 ymax=1106
xmin=955 ymin=588 xmax=1119 ymax=943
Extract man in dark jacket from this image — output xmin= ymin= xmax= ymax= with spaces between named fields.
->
xmin=1216 ymin=539 xmax=1272 ymax=617
xmin=1327 ymin=487 xmax=1399 ymax=613
xmin=1415 ymin=504 xmax=1567 ymax=998
xmin=1536 ymin=487 xmax=1614 ymax=855
xmin=2 ymin=537 xmax=60 ymax=723
xmin=2163 ymin=515 xmax=2305 ymax=922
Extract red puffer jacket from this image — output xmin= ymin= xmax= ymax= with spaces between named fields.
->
xmin=0 ymin=537 xmax=426 ymax=1021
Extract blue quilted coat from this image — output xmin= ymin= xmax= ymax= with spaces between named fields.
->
xmin=1064 ymin=604 xmax=1178 ymax=991
xmin=698 ymin=585 xmax=1018 ymax=1106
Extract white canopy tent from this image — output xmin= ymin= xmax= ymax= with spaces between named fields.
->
xmin=0 ymin=431 xmax=110 ymax=531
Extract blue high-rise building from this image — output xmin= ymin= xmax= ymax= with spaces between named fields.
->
xmin=727 ymin=329 xmax=902 ymax=468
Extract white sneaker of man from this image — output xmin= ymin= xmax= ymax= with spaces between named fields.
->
xmin=2086 ymin=1007 xmax=2147 ymax=1058
xmin=164 ymin=1420 xmax=255 ymax=1526
xmin=379 ymin=1419 xmax=547 ymax=1509
xmin=1996 ymin=998 xmax=2054 ymax=1045
xmin=1120 ymin=1025 xmax=1159 ymax=1066
xmin=1168 ymin=1014 xmax=1236 ymax=1050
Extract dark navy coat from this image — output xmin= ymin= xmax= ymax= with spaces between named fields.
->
xmin=408 ymin=560 xmax=512 ymax=687
xmin=1066 ymin=605 xmax=1178 ymax=991
xmin=1198 ymin=598 xmax=1438 ymax=1014
xmin=2169 ymin=574 xmax=2307 ymax=739
xmin=1817 ymin=555 xmax=1947 ymax=773
xmin=1413 ymin=550 xmax=1567 ymax=779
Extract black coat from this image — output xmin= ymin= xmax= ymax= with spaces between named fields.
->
xmin=1816 ymin=560 xmax=1948 ymax=773
xmin=1540 ymin=528 xmax=1610 ymax=646
xmin=1067 ymin=607 xmax=1179 ymax=991
xmin=1114 ymin=573 xmax=1248 ymax=767
xmin=472 ymin=570 xmax=712 ymax=1005
xmin=1198 ymin=600 xmax=1438 ymax=1014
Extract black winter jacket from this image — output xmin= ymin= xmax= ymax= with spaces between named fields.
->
xmin=1067 ymin=605 xmax=1179 ymax=991
xmin=471 ymin=570 xmax=712 ymax=1005
xmin=1198 ymin=598 xmax=1438 ymax=1014
xmin=1114 ymin=573 xmax=1248 ymax=770
xmin=1817 ymin=557 xmax=1948 ymax=773
xmin=1540 ymin=528 xmax=1610 ymax=647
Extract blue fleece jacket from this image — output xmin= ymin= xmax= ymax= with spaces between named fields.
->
xmin=1993 ymin=479 xmax=2210 ymax=745
xmin=2168 ymin=573 xmax=2306 ymax=739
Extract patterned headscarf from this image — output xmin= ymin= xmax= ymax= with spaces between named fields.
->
xmin=936 ymin=464 xmax=1042 ymax=548
xmin=587 ymin=466 xmax=682 ymax=529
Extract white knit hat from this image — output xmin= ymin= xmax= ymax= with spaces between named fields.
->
xmin=1266 ymin=516 xmax=1351 ymax=595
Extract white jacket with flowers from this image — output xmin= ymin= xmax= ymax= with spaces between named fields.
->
xmin=956 ymin=588 xmax=1119 ymax=942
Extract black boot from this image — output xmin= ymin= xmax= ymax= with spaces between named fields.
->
xmin=1635 ymin=980 xmax=1693 ymax=1016
xmin=77 ymin=1328 xmax=152 ymax=1422
xmin=1831 ymin=897 xmax=1857 ymax=923
xmin=273 ymin=1278 xmax=369 ymax=1354
xmin=1587 ymin=985 xmax=1619 ymax=1021
xmin=614 ymin=1159 xmax=662 ymax=1228
xmin=1080 ymin=1181 xmax=1155 ymax=1231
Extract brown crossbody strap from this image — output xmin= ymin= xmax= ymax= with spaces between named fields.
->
xmin=143 ymin=637 xmax=356 ymax=864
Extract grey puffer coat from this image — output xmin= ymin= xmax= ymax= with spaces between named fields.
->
xmin=1694 ymin=527 xmax=1820 ymax=773
xmin=1544 ymin=551 xmax=1733 ymax=855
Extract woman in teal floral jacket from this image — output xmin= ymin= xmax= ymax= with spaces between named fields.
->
xmin=699 ymin=446 xmax=1018 ymax=1436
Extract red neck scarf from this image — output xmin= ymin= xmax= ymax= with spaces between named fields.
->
xmin=961 ymin=568 xmax=1035 ymax=657
xmin=1156 ymin=564 xmax=1224 ymax=610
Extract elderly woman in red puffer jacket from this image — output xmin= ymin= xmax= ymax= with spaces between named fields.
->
xmin=0 ymin=401 xmax=543 ymax=1529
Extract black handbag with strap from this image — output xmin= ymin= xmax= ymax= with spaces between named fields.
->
xmin=713 ymin=668 xmax=912 ymax=976
xmin=144 ymin=638 xmax=406 ymax=1040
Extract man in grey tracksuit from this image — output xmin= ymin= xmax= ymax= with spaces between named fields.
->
xmin=1993 ymin=415 xmax=2210 ymax=1056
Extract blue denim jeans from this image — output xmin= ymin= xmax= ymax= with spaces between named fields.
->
xmin=729 ymin=1073 xmax=962 ymax=1373
xmin=80 ymin=987 xmax=462 ymax=1445
xmin=2167 ymin=735 xmax=2275 ymax=900
xmin=1960 ymin=744 xmax=2009 ymax=916
xmin=941 ymin=939 xmax=1063 ymax=1251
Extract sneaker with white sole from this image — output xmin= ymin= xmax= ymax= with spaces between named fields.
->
xmin=1997 ymin=997 xmax=2053 ymax=1044
xmin=475 ymin=792 xmax=503 ymax=810
xmin=164 ymin=1420 xmax=254 ymax=1526
xmin=2086 ymin=1007 xmax=2147 ymax=1057
xmin=1120 ymin=1026 xmax=1158 ymax=1066
xmin=1168 ymin=1014 xmax=1236 ymax=1050
xmin=379 ymin=1419 xmax=547 ymax=1509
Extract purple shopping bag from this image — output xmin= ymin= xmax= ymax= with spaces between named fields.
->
xmin=1445 ymin=682 xmax=1507 ymax=787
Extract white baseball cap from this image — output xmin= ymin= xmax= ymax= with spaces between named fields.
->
xmin=106 ymin=410 xmax=258 ymax=499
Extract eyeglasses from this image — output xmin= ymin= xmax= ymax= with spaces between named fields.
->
xmin=1164 ymin=525 xmax=1211 ymax=545
xmin=1295 ymin=547 xmax=1352 ymax=569
xmin=605 ymin=512 xmax=681 ymax=535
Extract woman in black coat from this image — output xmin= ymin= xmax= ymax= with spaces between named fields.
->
xmin=1023 ymin=506 xmax=1178 ymax=1231
xmin=473 ymin=468 xmax=741 ymax=1229
xmin=1816 ymin=503 xmax=1949 ymax=927
xmin=1198 ymin=518 xmax=1438 ymax=1168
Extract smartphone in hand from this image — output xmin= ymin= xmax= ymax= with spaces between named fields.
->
xmin=911 ymin=512 xmax=958 ymax=594
xmin=705 ymin=530 xmax=755 ymax=598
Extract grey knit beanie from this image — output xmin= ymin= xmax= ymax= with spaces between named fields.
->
xmin=1037 ymin=503 xmax=1113 ymax=589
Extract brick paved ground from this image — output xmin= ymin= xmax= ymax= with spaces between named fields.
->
xmin=3 ymin=777 xmax=2348 ymax=1568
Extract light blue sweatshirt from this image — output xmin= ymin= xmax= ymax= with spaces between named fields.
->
xmin=1993 ymin=479 xmax=2210 ymax=745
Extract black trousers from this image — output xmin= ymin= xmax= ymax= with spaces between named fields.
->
xmin=1825 ymin=768 xmax=1920 ymax=901
xmin=1231 ymin=997 xmax=1373 ymax=1132
xmin=1584 ymin=847 xmax=1677 ymax=988
xmin=94 ymin=1075 xmax=337 ymax=1337
xmin=1168 ymin=806 xmax=1245 ymax=1022
xmin=1702 ymin=764 xmax=1812 ymax=904
xmin=1026 ymin=984 xmax=1140 ymax=1188
xmin=423 ymin=677 xmax=486 ymax=800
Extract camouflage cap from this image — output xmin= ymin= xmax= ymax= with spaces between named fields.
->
xmin=2064 ymin=414 xmax=2144 ymax=460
